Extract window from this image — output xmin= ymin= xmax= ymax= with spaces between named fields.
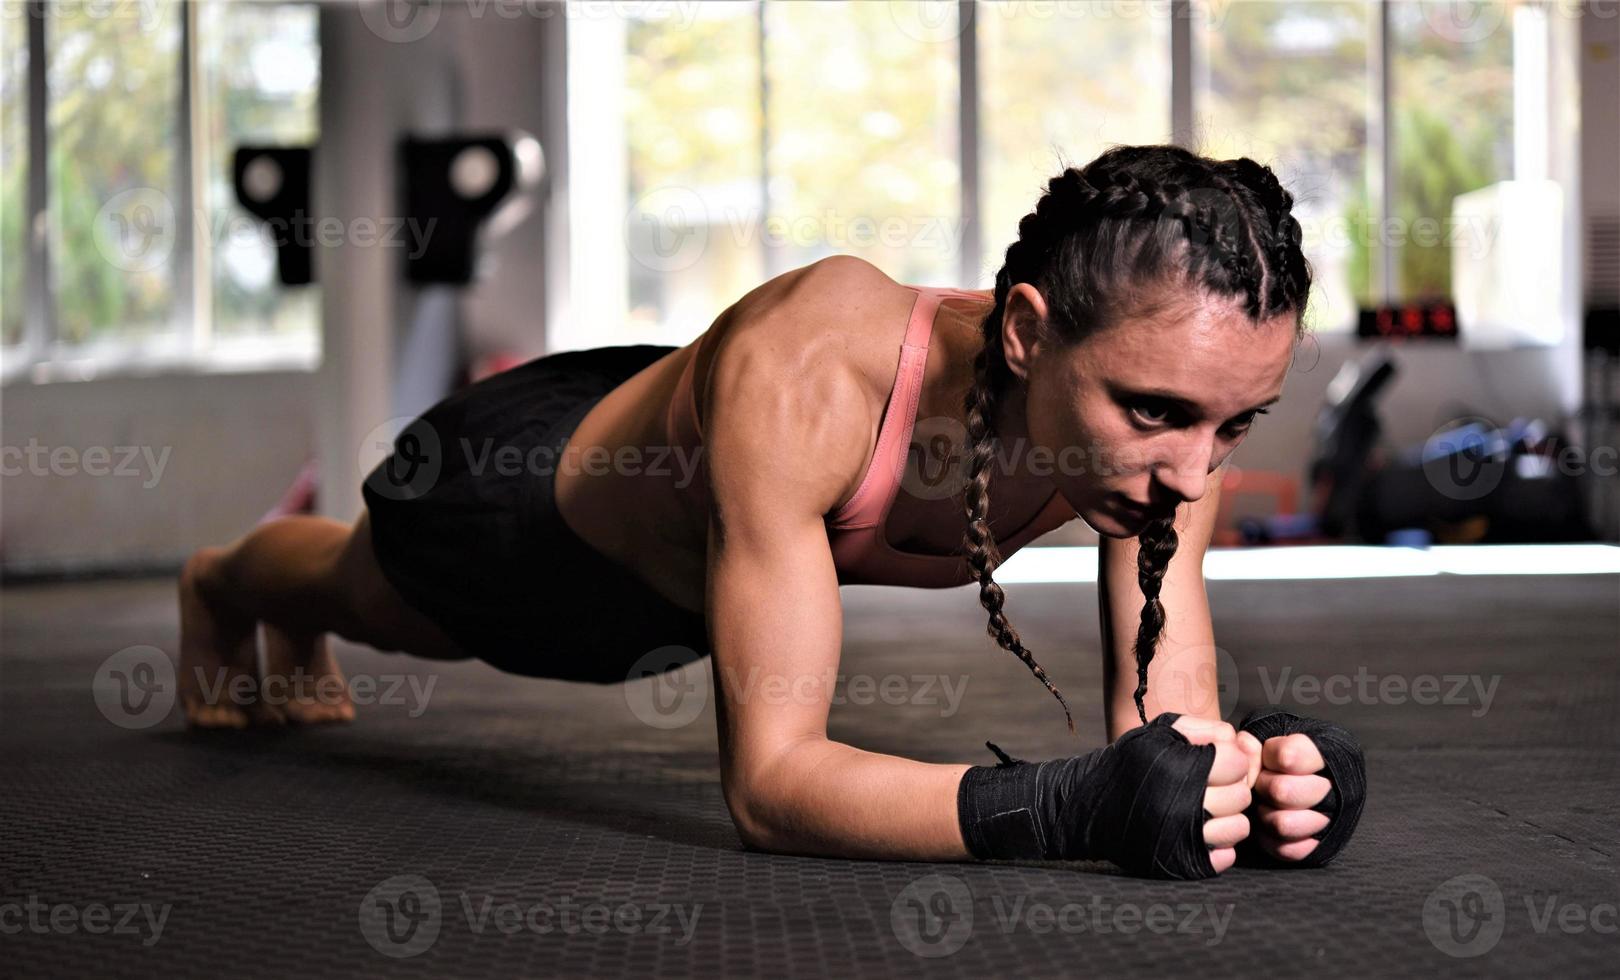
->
xmin=564 ymin=1 xmax=761 ymax=351
xmin=1388 ymin=0 xmax=1515 ymax=303
xmin=764 ymin=0 xmax=959 ymax=285
xmin=979 ymin=0 xmax=1170 ymax=285
xmin=1198 ymin=0 xmax=1371 ymax=332
xmin=561 ymin=0 xmax=1571 ymax=351
xmin=46 ymin=0 xmax=183 ymax=349
xmin=1 ymin=9 xmax=26 ymax=349
xmin=2 ymin=0 xmax=320 ymax=381
xmin=198 ymin=0 xmax=321 ymax=343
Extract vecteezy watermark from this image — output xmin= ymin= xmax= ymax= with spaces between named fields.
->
xmin=93 ymin=645 xmax=178 ymax=730
xmin=887 ymin=0 xmax=1240 ymax=46
xmin=1421 ymin=417 xmax=1618 ymax=503
xmin=360 ymin=875 xmax=442 ymax=958
xmin=359 ymin=415 xmax=708 ymax=503
xmin=359 ymin=0 xmax=704 ymax=44
xmin=896 ymin=419 xmax=1240 ymax=501
xmin=624 ymin=190 xmax=966 ymax=274
xmin=623 ymin=646 xmax=710 ymax=731
xmin=1148 ymin=644 xmax=1242 ymax=722
xmin=1423 ymin=873 xmax=1620 ymax=958
xmin=185 ymin=666 xmax=437 ymax=719
xmin=1254 ymin=666 xmax=1499 ymax=718
xmin=92 ymin=646 xmax=438 ymax=728
xmin=891 ymin=874 xmax=974 ymax=958
xmin=92 ymin=187 xmax=436 ymax=274
xmin=359 ymin=874 xmax=703 ymax=958
xmin=889 ymin=873 xmax=1233 ymax=959
xmin=623 ymin=654 xmax=972 ymax=731
xmin=2 ymin=440 xmax=172 ymax=489
xmin=0 ymin=895 xmax=172 ymax=947
xmin=0 ymin=0 xmax=169 ymax=34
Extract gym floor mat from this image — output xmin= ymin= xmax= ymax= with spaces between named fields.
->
xmin=3 ymin=572 xmax=1616 ymax=976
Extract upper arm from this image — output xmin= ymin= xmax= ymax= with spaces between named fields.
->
xmin=700 ymin=309 xmax=875 ymax=806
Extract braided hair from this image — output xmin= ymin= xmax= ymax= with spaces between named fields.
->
xmin=962 ymin=145 xmax=1312 ymax=732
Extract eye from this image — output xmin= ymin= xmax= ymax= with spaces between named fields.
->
xmin=1129 ymin=399 xmax=1177 ymax=427
xmin=1222 ymin=408 xmax=1269 ymax=437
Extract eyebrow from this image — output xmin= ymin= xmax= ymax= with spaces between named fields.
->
xmin=1118 ymin=387 xmax=1282 ymax=422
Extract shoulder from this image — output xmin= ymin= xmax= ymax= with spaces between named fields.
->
xmin=701 ymin=256 xmax=911 ymax=513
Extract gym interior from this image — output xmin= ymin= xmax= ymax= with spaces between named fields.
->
xmin=3 ymin=1 xmax=1619 ymax=976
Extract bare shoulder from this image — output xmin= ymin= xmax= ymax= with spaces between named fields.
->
xmin=702 ymin=256 xmax=913 ymax=516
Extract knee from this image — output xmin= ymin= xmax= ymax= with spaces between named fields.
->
xmin=180 ymin=546 xmax=232 ymax=600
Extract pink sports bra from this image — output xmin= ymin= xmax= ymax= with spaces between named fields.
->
xmin=665 ymin=283 xmax=1075 ymax=588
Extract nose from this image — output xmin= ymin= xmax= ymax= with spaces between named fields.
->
xmin=1151 ymin=433 xmax=1215 ymax=506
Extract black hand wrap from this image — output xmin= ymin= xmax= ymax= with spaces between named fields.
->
xmin=956 ymin=713 xmax=1217 ymax=880
xmin=1236 ymin=707 xmax=1367 ymax=869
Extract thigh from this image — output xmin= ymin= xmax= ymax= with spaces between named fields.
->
xmin=334 ymin=512 xmax=471 ymax=661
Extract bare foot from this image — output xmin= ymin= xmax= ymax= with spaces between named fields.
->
xmin=178 ymin=548 xmax=285 ymax=729
xmin=264 ymin=625 xmax=355 ymax=725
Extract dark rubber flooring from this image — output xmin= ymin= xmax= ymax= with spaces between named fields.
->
xmin=3 ymin=570 xmax=1617 ymax=977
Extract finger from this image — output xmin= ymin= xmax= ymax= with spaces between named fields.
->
xmin=1172 ymin=715 xmax=1237 ymax=746
xmin=1238 ymin=730 xmax=1263 ymax=788
xmin=1203 ymin=780 xmax=1251 ymax=819
xmin=1207 ymin=740 xmax=1250 ymax=786
xmin=1262 ymin=835 xmax=1321 ymax=863
xmin=1203 ymin=813 xmax=1250 ymax=850
xmin=1255 ymin=770 xmax=1331 ymax=810
xmin=1209 ymin=847 xmax=1236 ymax=874
xmin=1255 ymin=802 xmax=1331 ymax=842
xmin=1262 ymin=733 xmax=1325 ymax=775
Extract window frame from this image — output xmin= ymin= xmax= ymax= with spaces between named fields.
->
xmin=2 ymin=0 xmax=321 ymax=387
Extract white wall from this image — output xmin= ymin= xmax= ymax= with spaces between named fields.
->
xmin=1 ymin=371 xmax=314 ymax=573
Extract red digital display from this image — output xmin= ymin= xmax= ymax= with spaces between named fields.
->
xmin=1358 ymin=303 xmax=1459 ymax=340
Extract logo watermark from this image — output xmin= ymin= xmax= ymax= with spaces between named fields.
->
xmin=623 ymin=654 xmax=971 ymax=731
xmin=359 ymin=873 xmax=702 ymax=957
xmin=359 ymin=416 xmax=707 ymax=502
xmin=93 ymin=188 xmax=436 ymax=274
xmin=93 ymin=646 xmax=438 ymax=728
xmin=93 ymin=645 xmax=177 ymax=730
xmin=0 ymin=895 xmax=171 ymax=947
xmin=359 ymin=0 xmax=704 ymax=45
xmin=1423 ymin=873 xmax=1619 ymax=958
xmin=889 ymin=872 xmax=1234 ymax=959
xmin=3 ymin=439 xmax=172 ymax=489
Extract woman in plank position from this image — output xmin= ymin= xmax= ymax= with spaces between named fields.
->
xmin=180 ymin=144 xmax=1366 ymax=879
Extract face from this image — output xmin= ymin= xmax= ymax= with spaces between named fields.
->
xmin=1002 ymin=283 xmax=1298 ymax=539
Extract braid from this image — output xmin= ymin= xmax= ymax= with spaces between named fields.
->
xmin=961 ymin=266 xmax=1076 ymax=734
xmin=1131 ymin=515 xmax=1180 ymax=724
xmin=965 ymin=144 xmax=1312 ymax=733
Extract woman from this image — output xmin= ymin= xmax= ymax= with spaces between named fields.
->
xmin=179 ymin=144 xmax=1366 ymax=879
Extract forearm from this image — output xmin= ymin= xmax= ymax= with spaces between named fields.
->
xmin=727 ymin=736 xmax=971 ymax=861
xmin=1099 ymin=539 xmax=1222 ymax=742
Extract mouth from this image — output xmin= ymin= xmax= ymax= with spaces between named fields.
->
xmin=1110 ymin=494 xmax=1170 ymax=527
xmin=1113 ymin=493 xmax=1151 ymax=517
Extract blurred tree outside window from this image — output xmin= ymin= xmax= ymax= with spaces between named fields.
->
xmin=1199 ymin=0 xmax=1370 ymax=333
xmin=979 ymin=0 xmax=1170 ymax=287
xmin=3 ymin=0 xmax=320 ymax=373
xmin=764 ymin=0 xmax=959 ymax=287
xmin=568 ymin=0 xmax=1564 ymax=351
xmin=198 ymin=0 xmax=320 ymax=343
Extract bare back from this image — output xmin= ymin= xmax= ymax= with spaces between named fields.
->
xmin=553 ymin=255 xmax=1056 ymax=613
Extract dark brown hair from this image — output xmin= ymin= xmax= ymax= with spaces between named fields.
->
xmin=961 ymin=144 xmax=1312 ymax=732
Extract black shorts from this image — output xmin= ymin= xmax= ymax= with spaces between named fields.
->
xmin=361 ymin=345 xmax=709 ymax=683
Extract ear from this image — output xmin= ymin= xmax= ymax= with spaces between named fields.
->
xmin=1000 ymin=282 xmax=1049 ymax=383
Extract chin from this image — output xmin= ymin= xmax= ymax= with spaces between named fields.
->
xmin=1081 ymin=509 xmax=1145 ymax=540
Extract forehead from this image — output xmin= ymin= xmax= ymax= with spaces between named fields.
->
xmin=1076 ymin=293 xmax=1297 ymax=414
